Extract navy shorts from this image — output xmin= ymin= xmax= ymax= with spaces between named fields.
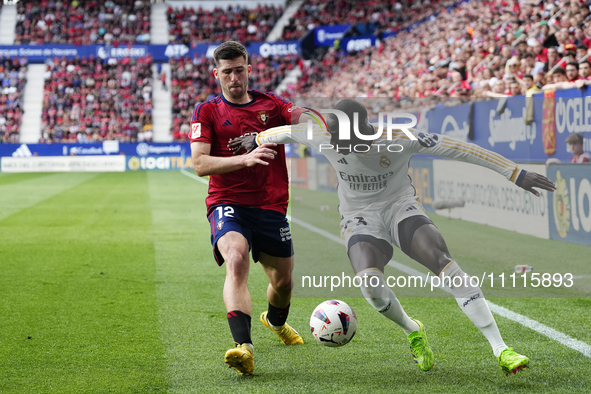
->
xmin=207 ymin=204 xmax=294 ymax=266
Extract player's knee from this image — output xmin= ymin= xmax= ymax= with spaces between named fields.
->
xmin=356 ymin=269 xmax=390 ymax=309
xmin=224 ymin=251 xmax=250 ymax=278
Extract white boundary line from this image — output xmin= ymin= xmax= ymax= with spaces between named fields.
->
xmin=180 ymin=168 xmax=209 ymax=185
xmin=288 ymin=215 xmax=591 ymax=359
xmin=184 ymin=173 xmax=591 ymax=358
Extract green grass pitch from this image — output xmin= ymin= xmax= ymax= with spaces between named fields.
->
xmin=0 ymin=171 xmax=590 ymax=393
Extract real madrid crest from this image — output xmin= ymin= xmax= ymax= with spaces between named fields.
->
xmin=257 ymin=110 xmax=269 ymax=125
xmin=379 ymin=155 xmax=391 ymax=168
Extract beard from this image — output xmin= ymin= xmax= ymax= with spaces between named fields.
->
xmin=224 ymin=82 xmax=247 ymax=100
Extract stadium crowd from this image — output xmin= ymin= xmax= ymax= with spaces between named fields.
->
xmin=14 ymin=0 xmax=151 ymax=45
xmin=170 ymin=53 xmax=299 ymax=141
xmin=40 ymin=55 xmax=153 ymax=143
xmin=0 ymin=56 xmax=27 ymax=144
xmin=290 ymin=0 xmax=591 ymax=102
xmin=282 ymin=0 xmax=457 ymax=40
xmin=167 ymin=4 xmax=283 ymax=46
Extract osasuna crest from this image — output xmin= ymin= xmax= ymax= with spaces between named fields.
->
xmin=379 ymin=155 xmax=391 ymax=168
xmin=257 ymin=110 xmax=269 ymax=125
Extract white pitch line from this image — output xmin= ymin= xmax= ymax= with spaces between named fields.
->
xmin=290 ymin=214 xmax=591 ymax=359
xmin=180 ymin=168 xmax=209 ymax=185
xmin=191 ymin=177 xmax=591 ymax=358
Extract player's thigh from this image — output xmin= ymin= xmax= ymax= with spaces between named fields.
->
xmin=208 ymin=204 xmax=253 ymax=269
xmin=406 ymin=222 xmax=453 ymax=276
xmin=340 ymin=209 xmax=393 ymax=274
xmin=217 ymin=231 xmax=250 ymax=267
xmin=347 ymin=240 xmax=392 ymax=275
xmin=251 ymin=209 xmax=294 ymax=288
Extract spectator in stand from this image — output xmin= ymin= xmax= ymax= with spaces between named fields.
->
xmin=167 ymin=4 xmax=283 ymax=45
xmin=0 ymin=56 xmax=27 ymax=144
xmin=291 ymin=0 xmax=591 ymax=100
xmin=565 ymin=61 xmax=580 ymax=81
xmin=578 ymin=60 xmax=591 ymax=80
xmin=523 ymin=74 xmax=541 ymax=96
xmin=552 ymin=67 xmax=568 ymax=83
xmin=40 ymin=55 xmax=153 ymax=143
xmin=14 ymin=1 xmax=151 ymax=45
xmin=546 ymin=133 xmax=591 ymax=166
xmin=576 ymin=44 xmax=589 ymax=61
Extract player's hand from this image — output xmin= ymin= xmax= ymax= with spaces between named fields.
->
xmin=228 ymin=135 xmax=257 ymax=154
xmin=517 ymin=171 xmax=556 ymax=196
xmin=240 ymin=143 xmax=277 ymax=168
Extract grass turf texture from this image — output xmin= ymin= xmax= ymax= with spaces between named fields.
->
xmin=0 ymin=172 xmax=589 ymax=393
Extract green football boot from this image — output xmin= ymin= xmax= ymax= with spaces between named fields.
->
xmin=408 ymin=319 xmax=434 ymax=371
xmin=498 ymin=347 xmax=529 ymax=375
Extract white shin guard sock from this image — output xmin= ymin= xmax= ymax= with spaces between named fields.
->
xmin=357 ymin=269 xmax=419 ymax=335
xmin=441 ymin=262 xmax=508 ymax=357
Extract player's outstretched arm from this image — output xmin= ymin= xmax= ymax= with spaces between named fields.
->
xmin=192 ymin=141 xmax=277 ymax=176
xmin=397 ymin=132 xmax=556 ymax=196
xmin=229 ymin=124 xmax=314 ymax=154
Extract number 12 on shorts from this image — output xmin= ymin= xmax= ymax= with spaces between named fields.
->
xmin=216 ymin=206 xmax=234 ymax=219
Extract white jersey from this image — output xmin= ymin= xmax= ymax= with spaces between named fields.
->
xmin=256 ymin=123 xmax=524 ymax=213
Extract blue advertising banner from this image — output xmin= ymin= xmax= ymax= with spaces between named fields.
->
xmin=0 ymin=142 xmax=191 ymax=157
xmin=314 ymin=25 xmax=351 ymax=46
xmin=423 ymin=87 xmax=591 ymax=163
xmin=425 ymin=102 xmax=472 ymax=142
xmin=547 ymin=163 xmax=591 ymax=246
xmin=340 ymin=35 xmax=377 ymax=53
xmin=533 ymin=92 xmax=591 ymax=162
xmin=0 ymin=41 xmax=301 ymax=63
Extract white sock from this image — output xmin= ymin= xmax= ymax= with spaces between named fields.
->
xmin=357 ymin=269 xmax=420 ymax=335
xmin=441 ymin=262 xmax=508 ymax=357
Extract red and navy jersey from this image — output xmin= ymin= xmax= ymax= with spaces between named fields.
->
xmin=190 ymin=90 xmax=307 ymax=215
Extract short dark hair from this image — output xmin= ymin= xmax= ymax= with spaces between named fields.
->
xmin=521 ymin=52 xmax=534 ymax=59
xmin=523 ymin=73 xmax=534 ymax=80
xmin=577 ymin=44 xmax=589 ymax=51
xmin=566 ymin=133 xmax=584 ymax=145
xmin=567 ymin=61 xmax=579 ymax=70
xmin=213 ymin=41 xmax=248 ymax=67
xmin=579 ymin=60 xmax=591 ymax=68
xmin=553 ymin=67 xmax=566 ymax=75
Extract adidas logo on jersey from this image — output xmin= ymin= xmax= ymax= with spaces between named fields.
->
xmin=405 ymin=206 xmax=417 ymax=212
xmin=222 ymin=120 xmax=233 ymax=127
xmin=337 ymin=158 xmax=348 ymax=165
xmin=12 ymin=144 xmax=33 ymax=157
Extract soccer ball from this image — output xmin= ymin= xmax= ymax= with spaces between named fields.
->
xmin=309 ymin=300 xmax=357 ymax=347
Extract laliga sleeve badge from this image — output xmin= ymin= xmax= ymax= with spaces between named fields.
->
xmin=191 ymin=123 xmax=201 ymax=139
xmin=257 ymin=110 xmax=269 ymax=125
xmin=217 ymin=220 xmax=224 ymax=230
